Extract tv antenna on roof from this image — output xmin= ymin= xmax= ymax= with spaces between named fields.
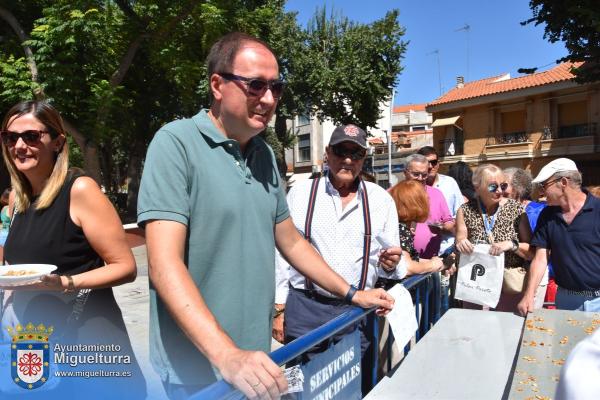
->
xmin=454 ymin=23 xmax=471 ymax=80
xmin=427 ymin=49 xmax=442 ymax=96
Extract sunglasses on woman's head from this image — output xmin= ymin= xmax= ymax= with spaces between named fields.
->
xmin=330 ymin=145 xmax=366 ymax=160
xmin=488 ymin=182 xmax=508 ymax=192
xmin=0 ymin=130 xmax=49 ymax=146
xmin=219 ymin=72 xmax=285 ymax=99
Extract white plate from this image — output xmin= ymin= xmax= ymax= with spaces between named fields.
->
xmin=0 ymin=264 xmax=58 ymax=286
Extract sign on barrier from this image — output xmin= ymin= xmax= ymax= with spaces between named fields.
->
xmin=298 ymin=330 xmax=361 ymax=400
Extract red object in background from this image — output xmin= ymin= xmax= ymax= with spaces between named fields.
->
xmin=544 ymin=277 xmax=557 ymax=309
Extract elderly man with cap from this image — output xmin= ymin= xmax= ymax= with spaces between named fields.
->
xmin=518 ymin=158 xmax=600 ymax=315
xmin=274 ymin=123 xmax=405 ymax=394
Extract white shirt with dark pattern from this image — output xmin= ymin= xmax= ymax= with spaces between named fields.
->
xmin=275 ymin=175 xmax=405 ymax=302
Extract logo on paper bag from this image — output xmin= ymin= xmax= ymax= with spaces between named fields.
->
xmin=470 ymin=264 xmax=485 ymax=281
xmin=7 ymin=323 xmax=53 ymax=390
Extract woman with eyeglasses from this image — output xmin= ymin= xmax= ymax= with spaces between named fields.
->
xmin=503 ymin=167 xmax=551 ymax=310
xmin=0 ymin=100 xmax=146 ymax=397
xmin=455 ymin=164 xmax=533 ymax=312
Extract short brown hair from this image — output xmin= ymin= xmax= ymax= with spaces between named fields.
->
xmin=389 ymin=180 xmax=429 ymax=223
xmin=206 ymin=32 xmax=276 ymax=80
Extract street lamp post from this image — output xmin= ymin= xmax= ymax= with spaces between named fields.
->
xmin=382 ymin=129 xmax=393 ymax=188
xmin=387 ymin=88 xmax=395 ymax=187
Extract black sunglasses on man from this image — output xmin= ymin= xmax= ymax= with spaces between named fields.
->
xmin=330 ymin=144 xmax=366 ymax=161
xmin=219 ymin=72 xmax=285 ymax=99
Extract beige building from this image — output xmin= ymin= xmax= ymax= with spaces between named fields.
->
xmin=426 ymin=63 xmax=600 ymax=184
xmin=367 ymin=104 xmax=434 ymax=187
xmin=285 ymin=100 xmax=393 ymax=187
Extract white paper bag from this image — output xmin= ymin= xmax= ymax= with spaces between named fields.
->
xmin=455 ymin=243 xmax=504 ymax=308
xmin=386 ymin=284 xmax=418 ymax=350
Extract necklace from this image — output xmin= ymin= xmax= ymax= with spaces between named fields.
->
xmin=477 ymin=199 xmax=500 ymax=244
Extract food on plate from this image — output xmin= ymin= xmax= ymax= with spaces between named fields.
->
xmin=1 ymin=269 xmax=38 ymax=276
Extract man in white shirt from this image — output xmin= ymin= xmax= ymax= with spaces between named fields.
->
xmin=417 ymin=146 xmax=462 ymax=256
xmin=273 ymin=124 xmax=405 ymax=394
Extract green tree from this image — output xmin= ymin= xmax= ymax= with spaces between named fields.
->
xmin=0 ymin=1 xmax=407 ymax=217
xmin=302 ymin=7 xmax=406 ymax=128
xmin=0 ymin=0 xmax=291 ymax=219
xmin=263 ymin=6 xmax=406 ymax=176
xmin=523 ymin=0 xmax=600 ymax=83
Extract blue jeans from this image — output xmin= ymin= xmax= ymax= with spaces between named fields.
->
xmin=555 ymin=287 xmax=598 ymax=310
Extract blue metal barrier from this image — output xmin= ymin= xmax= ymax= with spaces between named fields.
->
xmin=190 ymin=273 xmax=442 ymax=400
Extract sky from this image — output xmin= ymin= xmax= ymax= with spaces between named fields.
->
xmin=284 ymin=0 xmax=568 ymax=107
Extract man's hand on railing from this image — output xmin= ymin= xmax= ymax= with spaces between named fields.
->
xmin=216 ymin=347 xmax=288 ymax=399
xmin=352 ymin=288 xmax=395 ymax=316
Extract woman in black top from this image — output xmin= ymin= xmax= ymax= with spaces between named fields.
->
xmin=0 ymin=101 xmax=145 ymax=398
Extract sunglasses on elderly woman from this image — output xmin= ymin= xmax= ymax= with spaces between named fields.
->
xmin=330 ymin=145 xmax=367 ymax=160
xmin=0 ymin=130 xmax=50 ymax=146
xmin=488 ymin=182 xmax=509 ymax=192
xmin=219 ymin=72 xmax=285 ymax=99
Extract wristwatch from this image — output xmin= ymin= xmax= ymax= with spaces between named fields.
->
xmin=344 ymin=285 xmax=358 ymax=304
xmin=511 ymin=238 xmax=519 ymax=252
xmin=62 ymin=275 xmax=76 ymax=293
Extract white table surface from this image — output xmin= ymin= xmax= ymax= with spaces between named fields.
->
xmin=365 ymin=308 xmax=525 ymax=400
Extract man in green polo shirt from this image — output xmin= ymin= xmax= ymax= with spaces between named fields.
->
xmin=137 ymin=32 xmax=394 ymax=400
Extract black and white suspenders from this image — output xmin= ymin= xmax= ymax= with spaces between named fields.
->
xmin=303 ymin=176 xmax=372 ymax=290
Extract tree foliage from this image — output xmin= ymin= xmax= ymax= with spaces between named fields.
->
xmin=302 ymin=7 xmax=406 ymax=129
xmin=0 ymin=0 xmax=290 ymax=218
xmin=524 ymin=0 xmax=600 ymax=83
xmin=0 ymin=1 xmax=406 ymax=218
xmin=264 ymin=6 xmax=406 ymax=175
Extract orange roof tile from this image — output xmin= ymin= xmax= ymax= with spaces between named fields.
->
xmin=368 ymin=137 xmax=384 ymax=145
xmin=393 ymin=103 xmax=427 ymax=113
xmin=428 ymin=62 xmax=582 ymax=107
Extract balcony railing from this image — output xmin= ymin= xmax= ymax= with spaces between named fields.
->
xmin=486 ymin=131 xmax=529 ymax=146
xmin=542 ymin=123 xmax=597 ymax=139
